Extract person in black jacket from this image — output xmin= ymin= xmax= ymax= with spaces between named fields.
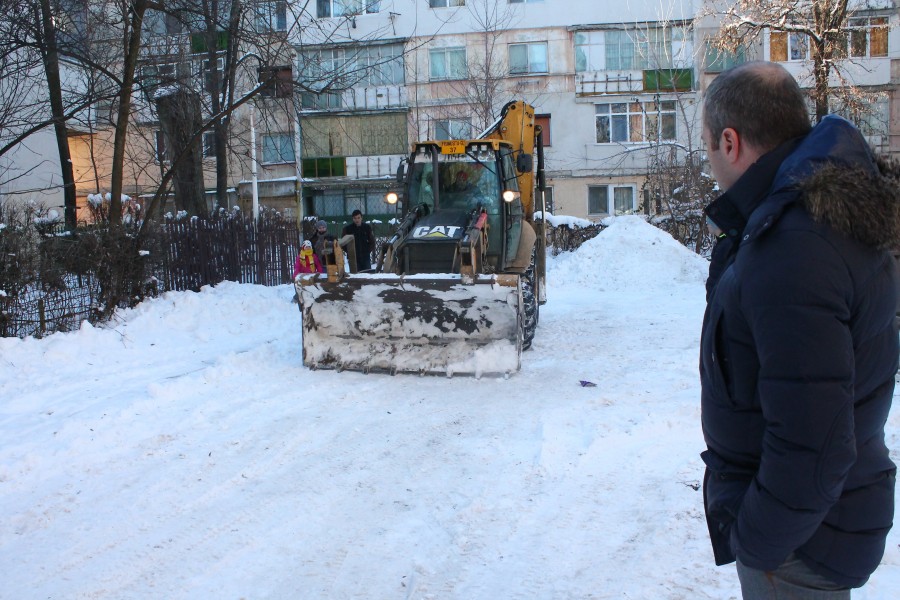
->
xmin=342 ymin=209 xmax=376 ymax=271
xmin=700 ymin=62 xmax=899 ymax=598
xmin=309 ymin=219 xmax=335 ymax=266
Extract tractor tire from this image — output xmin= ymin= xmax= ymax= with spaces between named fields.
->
xmin=522 ymin=252 xmax=539 ymax=350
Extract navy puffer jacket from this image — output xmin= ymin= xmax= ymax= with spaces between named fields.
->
xmin=701 ymin=116 xmax=900 ymax=587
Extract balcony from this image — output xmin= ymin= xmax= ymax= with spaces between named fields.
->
xmin=142 ymin=33 xmax=190 ymax=58
xmin=300 ymin=85 xmax=408 ymax=112
xmin=576 ymin=71 xmax=644 ymax=96
xmin=577 ymin=69 xmax=693 ymax=96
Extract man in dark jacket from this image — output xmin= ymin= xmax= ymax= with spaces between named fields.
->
xmin=342 ymin=209 xmax=376 ymax=271
xmin=700 ymin=62 xmax=899 ymax=597
xmin=309 ymin=219 xmax=335 ymax=266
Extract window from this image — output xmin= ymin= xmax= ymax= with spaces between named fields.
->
xmin=833 ymin=96 xmax=890 ymax=137
xmin=300 ymin=90 xmax=343 ymax=109
xmin=430 ymin=0 xmax=465 ymax=7
xmin=605 ymin=30 xmax=641 ymax=70
xmin=577 ymin=28 xmax=678 ymax=72
xmin=255 ymin=1 xmax=287 ymax=31
xmin=575 ymin=31 xmax=604 ymax=72
xmin=845 ymin=16 xmax=889 ymax=58
xmin=536 ymin=114 xmax=551 ymax=147
xmin=140 ymin=62 xmax=177 ymax=89
xmin=202 ymin=132 xmax=216 ymax=159
xmin=357 ymin=43 xmax=405 ymax=85
xmin=588 ymin=185 xmax=635 ymax=215
xmin=199 ymin=56 xmax=224 ymax=93
xmin=509 ymin=42 xmax=548 ymax=75
xmin=155 ymin=130 xmax=168 ymax=164
xmin=317 ymin=0 xmax=380 ymax=18
xmin=302 ymin=157 xmax=347 ymax=178
xmin=770 ymin=31 xmax=809 ymax=61
xmin=259 ymin=66 xmax=293 ymax=98
xmin=433 ymin=118 xmax=471 ymax=140
xmin=262 ymin=133 xmax=295 ymax=164
xmin=509 ymin=0 xmax=543 ymax=3
xmin=704 ymin=42 xmax=745 ymax=72
xmin=300 ymin=47 xmax=352 ymax=86
xmin=430 ymin=47 xmax=467 ymax=80
xmin=595 ymin=100 xmax=676 ymax=144
xmin=145 ymin=9 xmax=184 ymax=35
xmin=299 ymin=43 xmax=403 ymax=89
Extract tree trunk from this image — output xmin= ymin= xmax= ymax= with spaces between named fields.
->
xmin=157 ymin=89 xmax=207 ymax=217
xmin=109 ymin=0 xmax=150 ymax=229
xmin=38 ymin=0 xmax=78 ymax=230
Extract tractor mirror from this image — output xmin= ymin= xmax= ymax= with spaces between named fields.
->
xmin=516 ymin=153 xmax=533 ymax=173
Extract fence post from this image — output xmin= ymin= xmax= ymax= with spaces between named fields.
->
xmin=37 ymin=298 xmax=45 ymax=339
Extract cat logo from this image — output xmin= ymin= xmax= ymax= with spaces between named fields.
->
xmin=413 ymin=225 xmax=462 ymax=239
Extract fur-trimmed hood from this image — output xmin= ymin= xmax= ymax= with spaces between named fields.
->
xmin=801 ymin=155 xmax=900 ymax=250
xmin=774 ymin=116 xmax=900 ymax=250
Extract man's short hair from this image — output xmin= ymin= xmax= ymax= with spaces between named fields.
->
xmin=704 ymin=62 xmax=811 ymax=152
xmin=351 ymin=209 xmax=362 ymax=217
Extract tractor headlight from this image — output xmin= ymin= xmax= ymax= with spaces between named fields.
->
xmin=502 ymin=190 xmax=520 ymax=203
xmin=385 ymin=191 xmax=399 ymax=205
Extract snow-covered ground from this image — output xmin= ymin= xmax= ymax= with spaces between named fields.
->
xmin=1 ymin=216 xmax=897 ymax=599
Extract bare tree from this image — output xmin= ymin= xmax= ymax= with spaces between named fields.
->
xmin=707 ymin=0 xmax=889 ymax=123
xmin=0 ymin=0 xmax=95 ymax=229
xmin=459 ymin=0 xmax=520 ymax=132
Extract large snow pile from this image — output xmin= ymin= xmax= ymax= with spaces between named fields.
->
xmin=550 ymin=215 xmax=709 ymax=293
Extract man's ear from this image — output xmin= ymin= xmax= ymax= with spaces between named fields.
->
xmin=720 ymin=128 xmax=741 ymax=163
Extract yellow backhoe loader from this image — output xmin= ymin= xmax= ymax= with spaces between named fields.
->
xmin=295 ymin=100 xmax=548 ymax=376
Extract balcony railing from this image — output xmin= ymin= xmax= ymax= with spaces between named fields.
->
xmin=577 ymin=69 xmax=694 ymax=96
xmin=346 ymin=155 xmax=405 ymax=180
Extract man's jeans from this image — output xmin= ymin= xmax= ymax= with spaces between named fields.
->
xmin=737 ymin=554 xmax=850 ymax=599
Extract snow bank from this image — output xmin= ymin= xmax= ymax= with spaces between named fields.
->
xmin=549 ymin=215 xmax=709 ymax=292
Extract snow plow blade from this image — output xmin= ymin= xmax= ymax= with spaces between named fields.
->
xmin=295 ymin=274 xmax=522 ymax=377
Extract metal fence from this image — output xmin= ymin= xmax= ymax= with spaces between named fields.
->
xmin=1 ymin=215 xmax=303 ymax=339
xmin=161 ymin=217 xmax=300 ymax=290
